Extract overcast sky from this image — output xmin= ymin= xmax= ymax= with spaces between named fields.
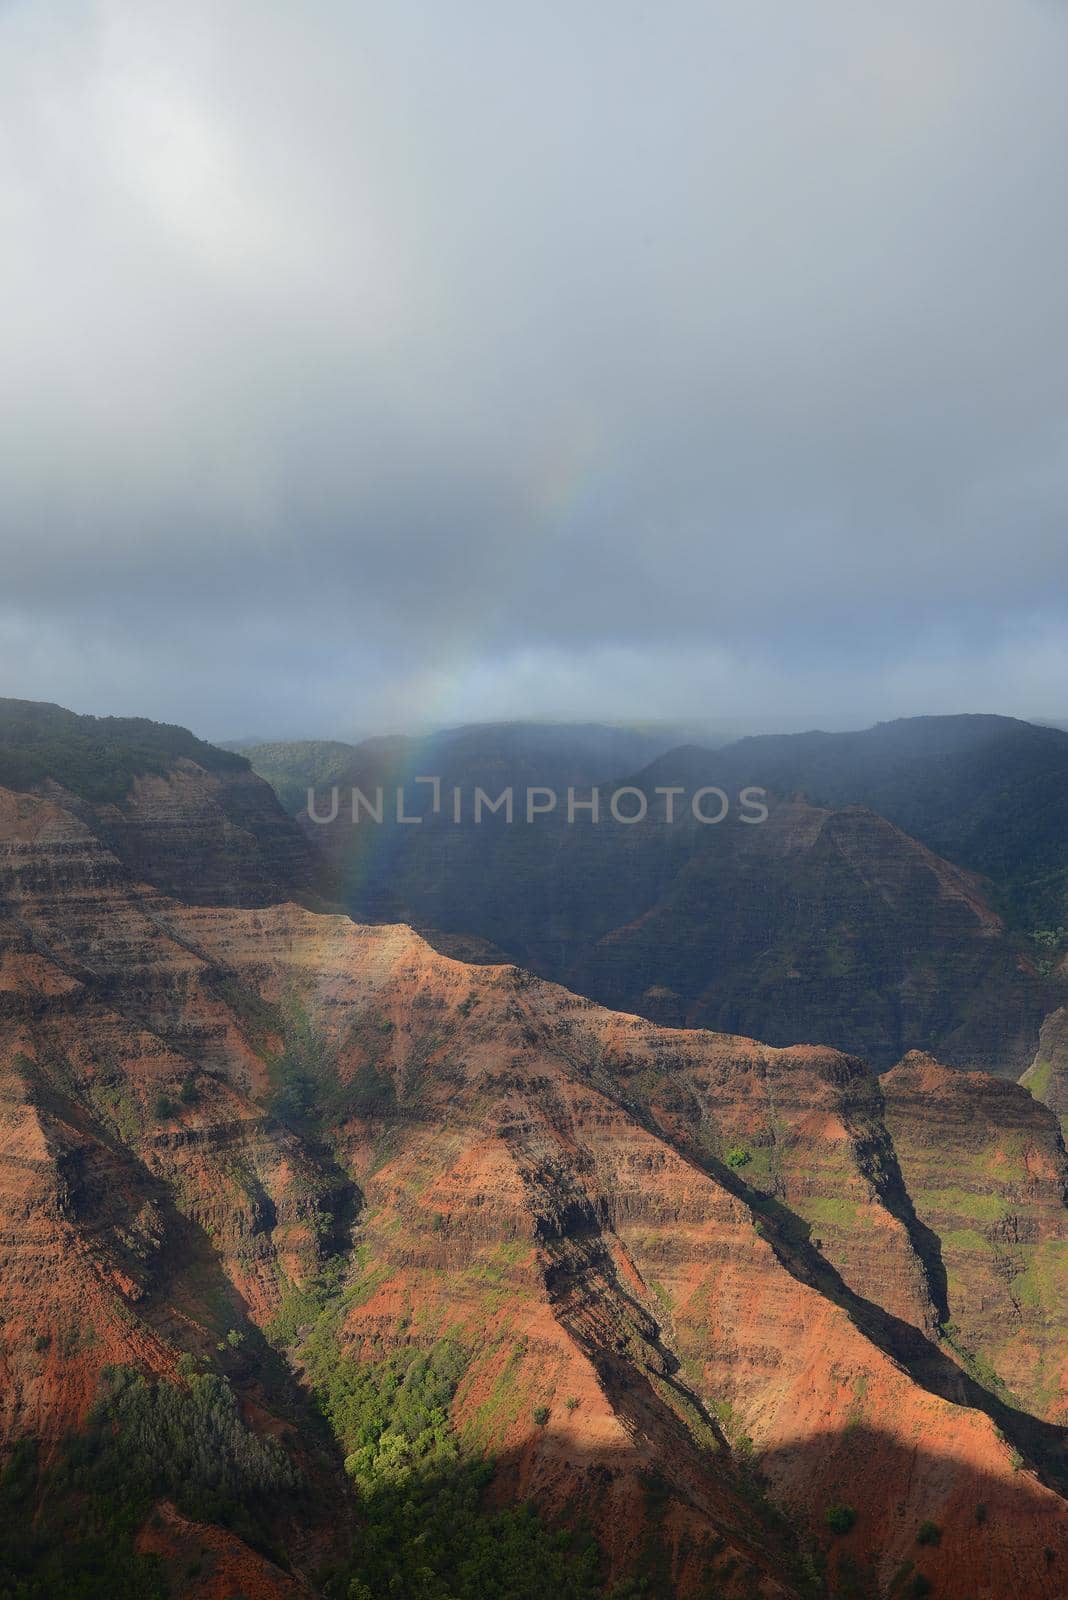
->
xmin=2 ymin=1 xmax=1067 ymax=740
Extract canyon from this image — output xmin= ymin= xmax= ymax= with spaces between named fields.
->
xmin=284 ymin=726 xmax=1060 ymax=1077
xmin=1 ymin=706 xmax=1067 ymax=1596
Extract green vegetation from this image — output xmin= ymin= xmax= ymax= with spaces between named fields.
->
xmin=311 ymin=1334 xmax=470 ymax=1490
xmin=0 ymin=1435 xmax=167 ymax=1600
xmin=0 ymin=698 xmax=247 ymax=803
xmin=212 ymin=974 xmax=282 ymax=1056
xmin=1030 ymin=927 xmax=1068 ymax=977
xmin=80 ymin=1365 xmax=299 ymax=1531
xmin=648 ymin=1277 xmax=673 ymax=1313
xmin=297 ymin=1322 xmax=612 ymax=1597
xmin=346 ymin=1060 xmax=399 ymax=1117
xmin=824 ymin=1503 xmax=857 ymax=1535
xmin=938 ymin=1227 xmax=988 ymax=1253
xmin=266 ymin=1252 xmax=628 ymax=1598
xmin=916 ymin=1520 xmax=941 ymax=1547
xmin=844 ymin=1373 xmax=869 ymax=1431
xmin=801 ymin=1195 xmax=863 ymax=1231
xmin=266 ymin=1254 xmax=348 ymax=1347
xmin=265 ymin=991 xmax=332 ymax=1129
xmin=533 ymin=1404 xmax=550 ymax=1426
xmin=90 ymin=1080 xmax=141 ymax=1144
xmin=940 ymin=1322 xmax=1009 ymax=1396
xmin=1025 ymin=1056 xmax=1054 ymax=1102
xmin=647 ymin=1373 xmax=720 ymax=1456
xmin=240 ymin=739 xmax=359 ymax=814
xmin=0 ymin=1364 xmax=301 ymax=1596
xmin=725 ymin=1146 xmax=752 ymax=1169
xmin=912 ymin=1187 xmax=1008 ymax=1224
xmin=462 ymin=1336 xmax=529 ymax=1448
xmin=1011 ymin=1239 xmax=1068 ymax=1314
xmin=262 ymin=989 xmax=398 ymax=1135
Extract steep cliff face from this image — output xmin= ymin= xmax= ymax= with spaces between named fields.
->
xmin=0 ymin=787 xmax=340 ymax=1346
xmin=0 ymin=1031 xmax=175 ymax=1445
xmin=2 ymin=782 xmax=1067 ymax=1596
xmin=572 ymin=1025 xmax=942 ymax=1335
xmin=0 ymin=786 xmax=343 ymax=1591
xmin=134 ymin=1503 xmax=316 ymax=1600
xmin=1022 ymin=1005 xmax=1068 ymax=1135
xmin=77 ymin=760 xmax=320 ymax=907
xmin=0 ymin=697 xmax=318 ymax=907
xmin=882 ymin=1053 xmax=1068 ymax=1423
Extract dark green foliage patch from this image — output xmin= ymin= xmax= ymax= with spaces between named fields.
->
xmin=0 ymin=698 xmax=247 ymax=803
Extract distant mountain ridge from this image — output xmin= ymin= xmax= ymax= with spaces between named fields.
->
xmin=242 ymin=721 xmax=697 ymax=816
xmin=282 ymin=713 xmax=1065 ymax=1076
xmin=631 ymin=713 xmax=1068 ymax=932
xmin=227 ymin=738 xmax=362 ymax=813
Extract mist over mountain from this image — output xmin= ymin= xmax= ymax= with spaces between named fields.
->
xmin=242 ymin=722 xmax=696 ymax=816
xmin=631 ymin=714 xmax=1068 ymax=931
xmin=239 ymin=712 xmax=1066 ymax=1076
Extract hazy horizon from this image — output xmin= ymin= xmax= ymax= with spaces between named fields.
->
xmin=224 ymin=708 xmax=1068 ymax=750
xmin=8 ymin=693 xmax=1066 ymax=753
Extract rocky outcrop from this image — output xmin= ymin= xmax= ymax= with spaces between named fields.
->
xmin=883 ymin=1052 xmax=1068 ymax=1423
xmin=1022 ymin=1006 xmax=1068 ymax=1133
xmin=49 ymin=759 xmax=320 ymax=908
xmin=134 ymin=1501 xmax=316 ymax=1599
xmin=0 ymin=697 xmax=318 ymax=907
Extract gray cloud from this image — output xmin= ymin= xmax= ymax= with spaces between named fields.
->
xmin=2 ymin=0 xmax=1067 ymax=738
